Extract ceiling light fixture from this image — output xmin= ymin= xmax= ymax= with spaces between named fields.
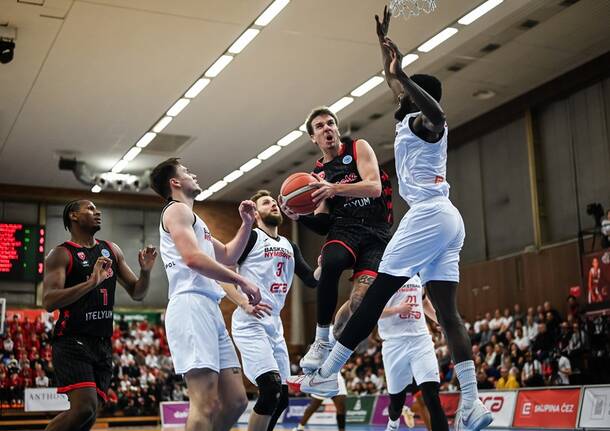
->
xmin=257 ymin=145 xmax=282 ymax=160
xmin=277 ymin=130 xmax=303 ymax=147
xmin=418 ymin=27 xmax=458 ymax=52
xmin=255 ymin=0 xmax=290 ymax=26
xmin=228 ymin=28 xmax=260 ymax=54
xmin=458 ymin=0 xmax=503 ymax=25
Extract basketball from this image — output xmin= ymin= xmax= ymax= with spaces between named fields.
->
xmin=280 ymin=172 xmax=318 ymax=215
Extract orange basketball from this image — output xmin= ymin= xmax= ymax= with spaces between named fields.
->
xmin=280 ymin=172 xmax=318 ymax=215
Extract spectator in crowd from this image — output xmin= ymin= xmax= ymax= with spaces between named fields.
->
xmin=521 ymin=351 xmax=543 ymax=387
xmin=489 ymin=309 xmax=503 ymax=332
xmin=35 ymin=369 xmax=49 ymax=388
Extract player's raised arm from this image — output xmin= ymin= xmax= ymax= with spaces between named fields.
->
xmin=384 ymin=37 xmax=446 ymax=132
xmin=107 ymin=242 xmax=157 ymax=301
xmin=42 ymin=248 xmax=111 ymax=311
xmin=164 ymin=201 xmax=261 ymax=304
xmin=375 ymin=6 xmax=403 ymax=100
xmin=212 ymin=200 xmax=256 ymax=266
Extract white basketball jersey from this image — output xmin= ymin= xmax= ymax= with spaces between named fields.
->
xmin=394 ymin=112 xmax=450 ymax=206
xmin=159 ymin=202 xmax=225 ymax=301
xmin=236 ymin=228 xmax=295 ymax=316
xmin=378 ymin=275 xmax=428 ymax=339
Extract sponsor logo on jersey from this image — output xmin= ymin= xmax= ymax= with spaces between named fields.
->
xmin=77 ymin=252 xmax=86 ymax=260
xmin=342 ymin=155 xmax=353 ymax=164
xmin=263 ymin=247 xmax=292 ymax=259
xmin=101 ymin=249 xmax=111 ymax=258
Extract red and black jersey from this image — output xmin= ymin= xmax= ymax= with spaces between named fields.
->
xmin=313 ymin=139 xmax=393 ymax=225
xmin=52 ymin=240 xmax=118 ymax=338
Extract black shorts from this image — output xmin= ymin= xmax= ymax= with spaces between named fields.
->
xmin=324 ymin=218 xmax=391 ymax=279
xmin=52 ymin=335 xmax=112 ymax=401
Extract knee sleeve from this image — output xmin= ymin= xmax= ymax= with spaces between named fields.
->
xmin=276 ymin=384 xmax=289 ymax=413
xmin=316 ymin=244 xmax=354 ymax=325
xmin=254 ymin=372 xmax=281 ymax=416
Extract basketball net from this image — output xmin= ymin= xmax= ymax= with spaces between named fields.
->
xmin=389 ymin=0 xmax=437 ymax=18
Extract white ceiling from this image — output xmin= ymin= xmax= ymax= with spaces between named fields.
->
xmin=0 ymin=0 xmax=608 ymax=201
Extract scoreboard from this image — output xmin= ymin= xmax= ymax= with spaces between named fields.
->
xmin=0 ymin=223 xmax=46 ymax=282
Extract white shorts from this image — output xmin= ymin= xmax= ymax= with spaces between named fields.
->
xmin=165 ymin=293 xmax=240 ymax=375
xmin=378 ymin=197 xmax=464 ymax=284
xmin=382 ymin=333 xmax=439 ymax=394
xmin=312 ymin=373 xmax=348 ymax=400
xmin=231 ymin=311 xmax=290 ymax=385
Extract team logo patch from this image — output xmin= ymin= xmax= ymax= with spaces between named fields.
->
xmin=101 ymin=249 xmax=111 ymax=258
xmin=342 ymin=155 xmax=353 ymax=164
xmin=77 ymin=252 xmax=86 ymax=261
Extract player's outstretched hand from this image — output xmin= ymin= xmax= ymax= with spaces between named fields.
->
xmin=239 ymin=278 xmax=262 ymax=305
xmin=375 ymin=5 xmax=391 ymax=43
xmin=242 ymin=302 xmax=273 ymax=319
xmin=383 ymin=37 xmax=406 ymax=79
xmin=138 ymin=246 xmax=158 ymax=272
xmin=278 ymin=195 xmax=300 ymax=221
xmin=90 ymin=256 xmax=113 ymax=287
xmin=309 ymin=173 xmax=336 ymax=204
xmin=238 ymin=200 xmax=257 ymax=226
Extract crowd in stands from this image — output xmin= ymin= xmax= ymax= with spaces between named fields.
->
xmin=2 ymin=296 xmax=609 ymax=413
xmin=295 ymin=297 xmax=609 ymax=396
xmin=0 ymin=314 xmax=188 ymax=414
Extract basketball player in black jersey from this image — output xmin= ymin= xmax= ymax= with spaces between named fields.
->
xmin=42 ymin=200 xmax=157 ymax=431
xmin=280 ymin=108 xmax=392 ymax=371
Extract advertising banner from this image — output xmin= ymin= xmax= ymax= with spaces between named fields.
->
xmin=439 ymin=392 xmax=460 ymax=418
xmin=346 ymin=395 xmax=376 ymax=424
xmin=160 ymin=401 xmax=189 ymax=427
xmin=579 ymin=385 xmax=610 ymax=428
xmin=478 ymin=391 xmax=517 ymax=428
xmin=24 ymin=388 xmax=69 ymax=412
xmin=371 ymin=394 xmax=415 ymax=426
xmin=282 ymin=398 xmax=311 ymax=423
xmin=513 ymin=388 xmax=580 ymax=428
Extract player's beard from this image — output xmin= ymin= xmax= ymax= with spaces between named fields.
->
xmin=262 ymin=212 xmax=283 ymax=226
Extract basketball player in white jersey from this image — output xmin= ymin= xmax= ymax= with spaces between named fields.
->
xmin=379 ymin=275 xmax=447 ymax=431
xmin=150 ymin=158 xmax=267 ymax=431
xmin=287 ymin=10 xmax=493 ymax=431
xmin=231 ymin=190 xmax=318 ymax=431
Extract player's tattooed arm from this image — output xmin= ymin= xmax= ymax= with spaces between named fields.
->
xmin=383 ymin=37 xmax=446 ymax=133
xmin=42 ymin=248 xmax=111 ymax=311
xmin=109 ymin=242 xmax=157 ymax=301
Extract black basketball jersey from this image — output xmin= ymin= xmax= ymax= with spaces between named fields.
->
xmin=312 ymin=139 xmax=393 ymax=225
xmin=52 ymin=240 xmax=118 ymax=338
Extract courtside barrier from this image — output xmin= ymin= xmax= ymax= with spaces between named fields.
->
xmin=160 ymin=386 xmax=610 ymax=429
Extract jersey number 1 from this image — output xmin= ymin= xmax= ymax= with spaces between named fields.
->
xmin=100 ymin=288 xmax=108 ymax=306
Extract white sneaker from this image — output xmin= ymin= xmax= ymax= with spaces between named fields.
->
xmin=300 ymin=339 xmax=332 ymax=372
xmin=454 ymin=399 xmax=493 ymax=431
xmin=287 ymin=370 xmax=339 ymax=398
xmin=402 ymin=405 xmax=415 ymax=428
xmin=292 ymin=426 xmax=305 ymax=431
xmin=385 ymin=418 xmax=400 ymax=431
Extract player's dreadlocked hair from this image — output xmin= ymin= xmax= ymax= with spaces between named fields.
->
xmin=62 ymin=200 xmax=83 ymax=231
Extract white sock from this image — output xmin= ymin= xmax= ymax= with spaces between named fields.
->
xmin=319 ymin=342 xmax=353 ymax=378
xmin=315 ymin=324 xmax=329 ymax=342
xmin=387 ymin=417 xmax=400 ymax=429
xmin=455 ymin=360 xmax=477 ymax=411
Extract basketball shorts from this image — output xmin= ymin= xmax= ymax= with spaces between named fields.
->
xmin=52 ymin=335 xmax=112 ymax=401
xmin=378 ymin=196 xmax=464 ymax=284
xmin=231 ymin=311 xmax=290 ymax=384
xmin=382 ymin=333 xmax=440 ymax=394
xmin=324 ymin=218 xmax=391 ymax=278
xmin=165 ymin=292 xmax=240 ymax=375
